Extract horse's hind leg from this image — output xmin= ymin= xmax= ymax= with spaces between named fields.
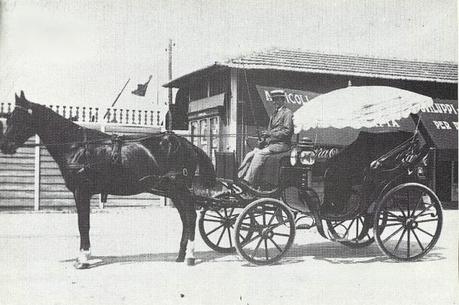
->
xmin=74 ymin=188 xmax=91 ymax=269
xmin=173 ymin=192 xmax=197 ymax=265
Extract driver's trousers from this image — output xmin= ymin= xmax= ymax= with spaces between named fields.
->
xmin=239 ymin=142 xmax=290 ymax=185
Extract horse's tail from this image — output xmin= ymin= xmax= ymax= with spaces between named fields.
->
xmin=193 ymin=146 xmax=216 ymax=188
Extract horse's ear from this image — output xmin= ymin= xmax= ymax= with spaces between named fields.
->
xmin=15 ymin=93 xmax=19 ymax=101
xmin=20 ymin=91 xmax=25 ymax=100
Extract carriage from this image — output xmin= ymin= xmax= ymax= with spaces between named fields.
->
xmin=0 ymin=87 xmax=443 ymax=268
xmin=196 ymin=86 xmax=443 ymax=265
xmin=196 ymin=130 xmax=442 ymax=265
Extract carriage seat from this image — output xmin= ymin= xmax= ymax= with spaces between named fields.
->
xmin=256 ymin=150 xmax=291 ymax=186
xmin=215 ymin=149 xmax=291 ymax=186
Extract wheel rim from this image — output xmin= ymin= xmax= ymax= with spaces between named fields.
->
xmin=374 ymin=185 xmax=442 ymax=261
xmin=234 ymin=200 xmax=295 ymax=265
xmin=327 ymin=215 xmax=375 ymax=248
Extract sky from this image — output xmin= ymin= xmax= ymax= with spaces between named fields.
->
xmin=0 ymin=0 xmax=457 ymax=111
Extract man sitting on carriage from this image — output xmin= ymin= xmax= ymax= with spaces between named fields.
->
xmin=238 ymin=89 xmax=294 ymax=185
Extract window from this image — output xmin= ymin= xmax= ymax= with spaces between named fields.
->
xmin=200 ymin=119 xmax=208 ymax=155
xmin=189 ymin=116 xmax=221 ymax=165
xmin=210 ymin=117 xmax=220 ymax=164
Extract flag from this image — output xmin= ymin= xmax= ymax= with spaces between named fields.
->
xmin=132 ymin=75 xmax=152 ymax=96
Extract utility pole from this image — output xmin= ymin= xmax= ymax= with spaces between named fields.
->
xmin=167 ymin=39 xmax=175 ymax=131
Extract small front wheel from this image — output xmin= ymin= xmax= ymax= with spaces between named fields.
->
xmin=374 ymin=183 xmax=442 ymax=261
xmin=199 ymin=192 xmax=250 ymax=253
xmin=327 ymin=215 xmax=375 ymax=248
xmin=234 ymin=198 xmax=296 ymax=265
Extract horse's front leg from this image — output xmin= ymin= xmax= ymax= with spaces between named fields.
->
xmin=74 ymin=188 xmax=91 ymax=269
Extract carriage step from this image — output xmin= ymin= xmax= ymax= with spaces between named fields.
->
xmin=295 ymin=224 xmax=313 ymax=230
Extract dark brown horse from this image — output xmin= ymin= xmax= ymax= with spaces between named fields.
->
xmin=0 ymin=91 xmax=216 ymax=268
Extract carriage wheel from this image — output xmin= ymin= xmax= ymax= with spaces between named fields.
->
xmin=234 ymin=198 xmax=295 ymax=265
xmin=199 ymin=193 xmax=253 ymax=253
xmin=326 ymin=215 xmax=375 ymax=248
xmin=374 ymin=183 xmax=442 ymax=261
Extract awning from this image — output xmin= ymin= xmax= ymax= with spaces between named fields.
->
xmin=189 ymin=93 xmax=225 ymax=113
xmin=255 ymin=85 xmax=415 ymax=147
xmin=418 ymin=99 xmax=458 ymax=161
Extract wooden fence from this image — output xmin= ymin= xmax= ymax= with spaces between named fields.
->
xmin=0 ymin=106 xmax=166 ymax=209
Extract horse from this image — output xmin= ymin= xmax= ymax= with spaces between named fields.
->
xmin=0 ymin=91 xmax=216 ymax=268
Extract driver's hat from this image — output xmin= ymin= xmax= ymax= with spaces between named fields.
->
xmin=270 ymin=89 xmax=286 ymax=100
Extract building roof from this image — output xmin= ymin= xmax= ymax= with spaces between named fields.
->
xmin=164 ymin=49 xmax=458 ymax=88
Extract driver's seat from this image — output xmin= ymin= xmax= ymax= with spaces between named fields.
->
xmin=215 ymin=151 xmax=238 ymax=182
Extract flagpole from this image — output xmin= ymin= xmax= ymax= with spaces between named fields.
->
xmin=103 ymin=78 xmax=130 ymax=120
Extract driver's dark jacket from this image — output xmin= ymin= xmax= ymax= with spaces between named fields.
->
xmin=267 ymin=106 xmax=294 ymax=150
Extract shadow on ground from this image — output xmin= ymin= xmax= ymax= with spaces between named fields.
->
xmin=60 ymin=241 xmax=445 ymax=269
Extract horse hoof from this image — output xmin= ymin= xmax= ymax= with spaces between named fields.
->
xmin=176 ymin=257 xmax=185 ymax=263
xmin=186 ymin=258 xmax=195 ymax=266
xmin=74 ymin=262 xmax=90 ymax=269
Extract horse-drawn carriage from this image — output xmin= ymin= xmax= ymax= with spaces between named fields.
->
xmin=196 ymin=86 xmax=443 ymax=265
xmin=197 ymin=129 xmax=442 ymax=265
xmin=0 ymin=87 xmax=443 ymax=268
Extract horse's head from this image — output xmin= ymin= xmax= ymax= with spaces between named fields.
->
xmin=0 ymin=91 xmax=37 ymax=154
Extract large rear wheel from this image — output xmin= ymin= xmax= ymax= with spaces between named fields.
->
xmin=374 ymin=183 xmax=442 ymax=261
xmin=234 ymin=198 xmax=296 ymax=265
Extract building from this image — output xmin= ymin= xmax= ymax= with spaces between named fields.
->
xmin=164 ymin=48 xmax=458 ymax=204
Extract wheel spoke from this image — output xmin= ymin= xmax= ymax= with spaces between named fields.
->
xmin=382 ymin=225 xmax=404 ymax=244
xmin=411 ymin=194 xmax=424 ymax=217
xmin=242 ymin=233 xmax=261 ymax=246
xmin=227 ymin=225 xmax=233 ymax=248
xmin=342 ymin=218 xmax=356 ymax=239
xmin=395 ymin=201 xmax=407 ymax=218
xmin=355 ymin=217 xmax=359 ymax=238
xmin=268 ymin=236 xmax=283 ymax=253
xmin=414 ymin=203 xmax=434 ymax=219
xmin=407 ymin=229 xmax=411 ymax=258
xmin=205 ymin=213 xmax=225 ymax=220
xmin=415 ymin=218 xmax=439 ymax=224
xmin=415 ymin=226 xmax=434 ymax=237
xmin=206 ymin=223 xmax=225 ymax=236
xmin=267 ymin=207 xmax=280 ymax=227
xmin=250 ymin=236 xmax=264 ymax=259
xmin=273 ymin=232 xmax=290 ymax=237
xmin=203 ymin=218 xmax=225 ymax=223
xmin=216 ymin=226 xmax=227 ymax=246
xmin=264 ymin=238 xmax=269 ymax=260
xmin=384 ymin=222 xmax=407 ymax=227
xmin=411 ymin=229 xmax=425 ymax=251
xmin=384 ymin=211 xmax=404 ymax=221
xmin=393 ymin=227 xmax=407 ymax=253
xmin=406 ymin=190 xmax=410 ymax=217
xmin=332 ymin=219 xmax=346 ymax=229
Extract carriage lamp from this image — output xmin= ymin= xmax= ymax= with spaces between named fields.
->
xmin=300 ymin=150 xmax=316 ymax=166
xmin=298 ymin=137 xmax=316 ymax=166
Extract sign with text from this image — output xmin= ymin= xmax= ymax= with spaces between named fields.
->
xmin=255 ymin=85 xmax=321 ymax=116
xmin=418 ymin=99 xmax=458 ymax=152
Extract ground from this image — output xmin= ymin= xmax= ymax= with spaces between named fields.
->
xmin=0 ymin=207 xmax=457 ymax=305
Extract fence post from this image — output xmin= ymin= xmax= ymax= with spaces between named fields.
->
xmin=34 ymin=135 xmax=40 ymax=211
